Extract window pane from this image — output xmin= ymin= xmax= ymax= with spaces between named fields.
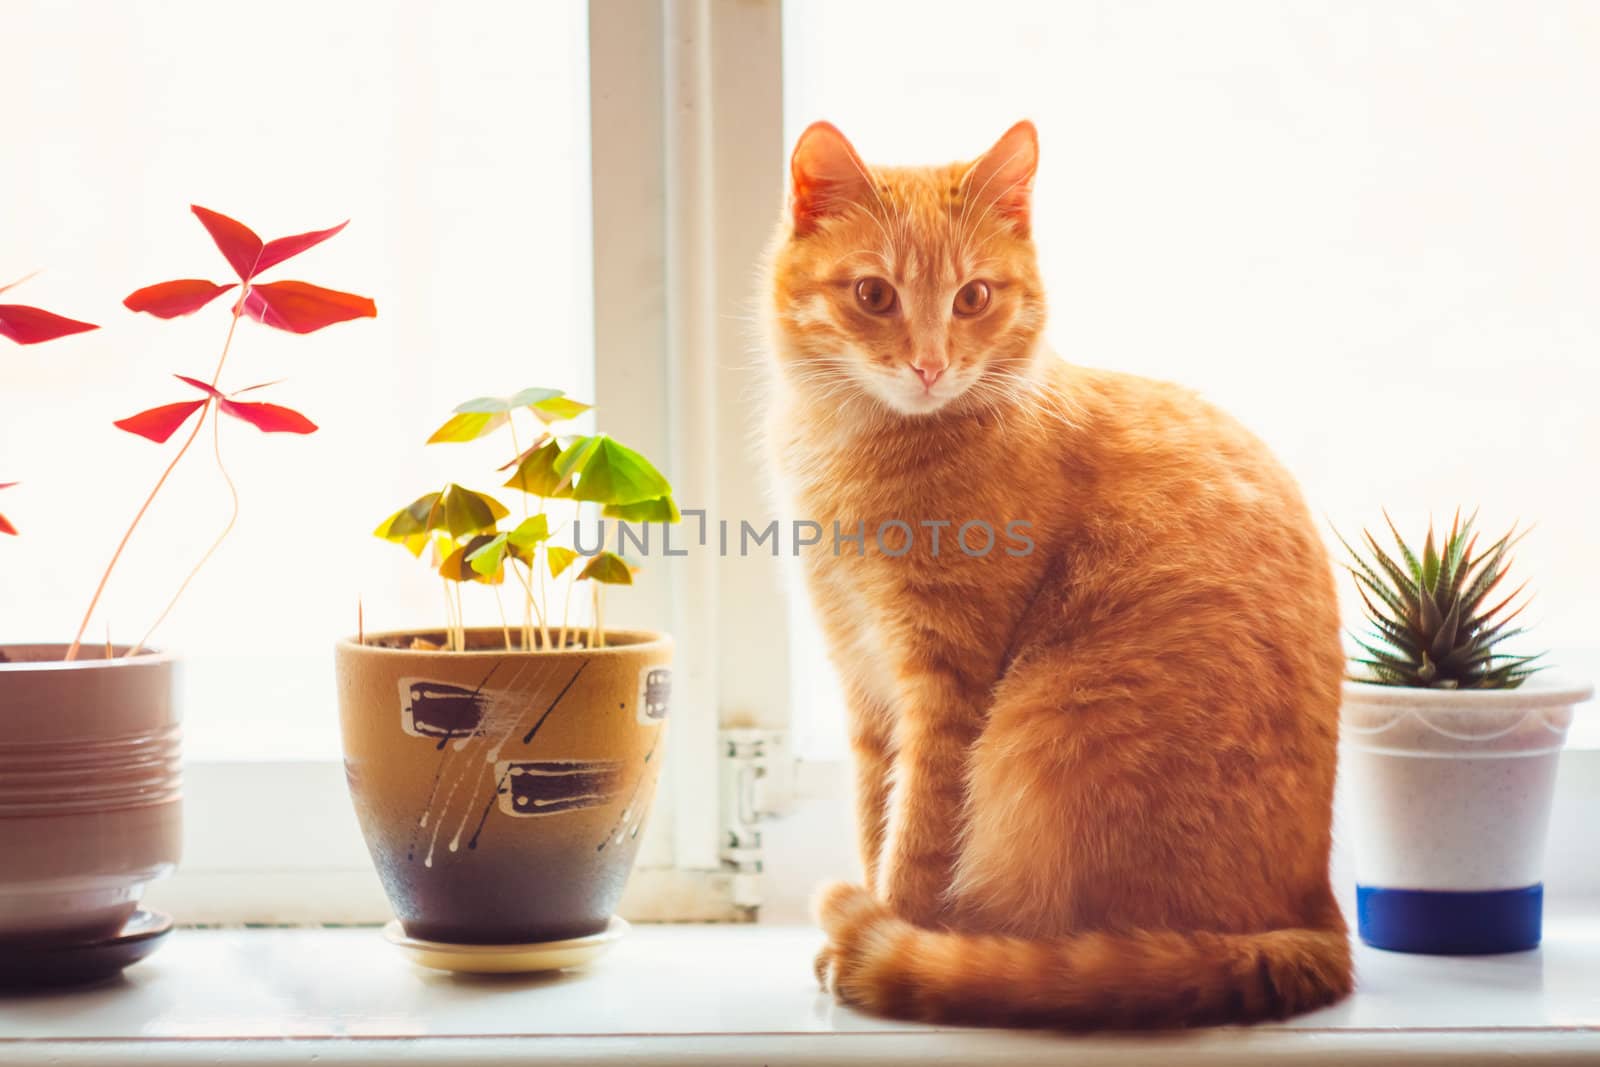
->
xmin=784 ymin=0 xmax=1600 ymax=754
xmin=1 ymin=0 xmax=593 ymax=758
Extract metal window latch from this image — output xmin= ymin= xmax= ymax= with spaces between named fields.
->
xmin=718 ymin=728 xmax=790 ymax=899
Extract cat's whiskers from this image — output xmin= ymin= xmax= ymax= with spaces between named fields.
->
xmin=963 ymin=360 xmax=1080 ymax=436
xmin=954 ymin=140 xmax=1030 ymax=266
xmin=944 ymin=189 xmax=957 ymax=264
xmin=958 ymin=169 xmax=1034 ymax=265
xmin=847 ymin=204 xmax=898 ymax=262
xmin=836 ymin=248 xmax=892 ymax=270
xmin=966 ymin=379 xmax=1044 ymax=436
xmin=843 ymin=151 xmax=893 ymax=226
xmin=783 ymin=354 xmax=866 ymax=402
xmin=953 ymin=156 xmax=984 ymax=259
xmin=838 ymin=150 xmax=900 ymax=264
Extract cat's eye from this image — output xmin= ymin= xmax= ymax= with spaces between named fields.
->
xmin=953 ymin=280 xmax=992 ymax=317
xmin=854 ymin=277 xmax=897 ymax=315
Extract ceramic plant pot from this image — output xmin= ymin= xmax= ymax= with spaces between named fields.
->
xmin=1340 ymin=677 xmax=1594 ymax=954
xmin=0 ymin=645 xmax=182 ymax=944
xmin=335 ymin=628 xmax=673 ymax=945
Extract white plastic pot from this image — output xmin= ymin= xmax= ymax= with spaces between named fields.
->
xmin=1340 ymin=677 xmax=1593 ymax=954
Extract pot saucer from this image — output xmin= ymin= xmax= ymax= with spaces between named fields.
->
xmin=0 ymin=909 xmax=174 ymax=990
xmin=384 ymin=916 xmax=629 ymax=975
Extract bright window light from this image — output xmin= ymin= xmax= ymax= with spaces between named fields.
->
xmin=0 ymin=0 xmax=594 ymax=759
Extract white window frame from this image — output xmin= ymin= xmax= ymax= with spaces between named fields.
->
xmin=150 ymin=0 xmax=793 ymax=925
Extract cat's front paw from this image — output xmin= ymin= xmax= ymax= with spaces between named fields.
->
xmin=813 ymin=941 xmax=837 ymax=991
xmin=811 ymin=882 xmax=873 ymax=995
xmin=811 ymin=881 xmax=902 ymax=1010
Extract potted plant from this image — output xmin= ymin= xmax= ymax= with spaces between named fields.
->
xmin=336 ymin=390 xmax=678 ymax=973
xmin=1 ymin=214 xmax=374 ymax=982
xmin=1338 ymin=511 xmax=1593 ymax=954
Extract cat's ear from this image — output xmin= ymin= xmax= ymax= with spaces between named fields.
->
xmin=790 ymin=121 xmax=872 ymax=236
xmin=964 ymin=120 xmax=1039 ymax=233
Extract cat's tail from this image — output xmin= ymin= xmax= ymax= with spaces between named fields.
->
xmin=814 ymin=883 xmax=1353 ymax=1029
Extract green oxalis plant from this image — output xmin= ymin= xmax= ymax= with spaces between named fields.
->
xmin=374 ymin=388 xmax=679 ymax=652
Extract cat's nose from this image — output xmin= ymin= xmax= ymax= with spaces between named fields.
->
xmin=913 ymin=363 xmax=945 ymax=388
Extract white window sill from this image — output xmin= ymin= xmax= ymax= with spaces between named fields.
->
xmin=3 ymin=913 xmax=1598 ymax=1065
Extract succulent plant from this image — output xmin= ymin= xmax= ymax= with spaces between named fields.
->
xmin=1338 ymin=511 xmax=1543 ymax=689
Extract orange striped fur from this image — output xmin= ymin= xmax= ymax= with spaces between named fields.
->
xmin=763 ymin=121 xmax=1351 ymax=1028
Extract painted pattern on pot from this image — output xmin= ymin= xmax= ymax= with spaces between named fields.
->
xmin=494 ymin=759 xmax=624 ymax=818
xmin=337 ymin=629 xmax=672 ymax=945
xmin=399 ymin=677 xmax=495 ymax=744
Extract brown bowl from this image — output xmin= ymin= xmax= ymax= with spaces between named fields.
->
xmin=0 ymin=645 xmax=182 ymax=944
xmin=335 ymin=628 xmax=672 ymax=945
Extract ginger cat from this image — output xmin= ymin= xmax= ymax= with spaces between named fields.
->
xmin=763 ymin=120 xmax=1352 ymax=1028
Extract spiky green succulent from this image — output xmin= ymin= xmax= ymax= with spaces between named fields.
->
xmin=1338 ymin=511 xmax=1543 ymax=689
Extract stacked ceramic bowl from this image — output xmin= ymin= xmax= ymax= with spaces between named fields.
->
xmin=0 ymin=645 xmax=182 ymax=946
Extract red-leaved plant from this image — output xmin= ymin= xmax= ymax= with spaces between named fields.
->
xmin=0 ymin=272 xmax=99 ymax=345
xmin=0 ymin=482 xmax=20 ymax=537
xmin=62 ymin=206 xmax=376 ymax=660
xmin=1 ymin=271 xmax=100 ymax=536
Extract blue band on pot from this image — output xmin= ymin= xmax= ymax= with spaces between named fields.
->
xmin=1356 ymin=884 xmax=1542 ymax=955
